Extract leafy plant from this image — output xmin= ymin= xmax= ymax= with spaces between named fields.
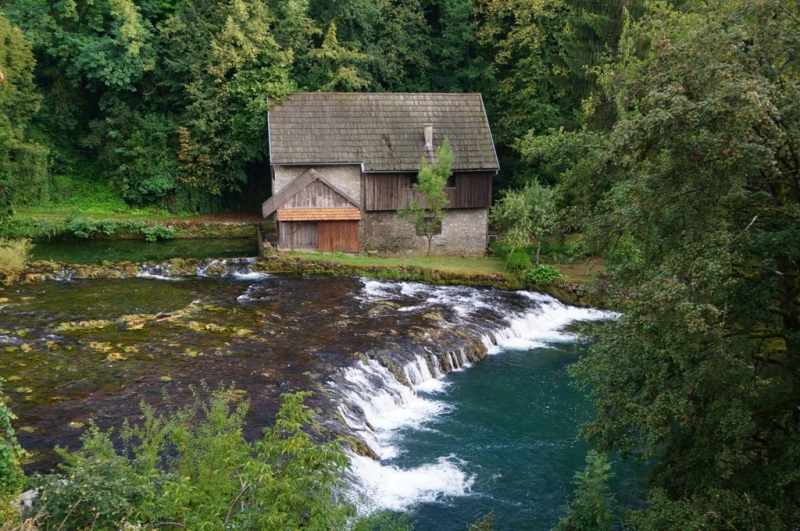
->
xmin=528 ymin=264 xmax=562 ymax=284
xmin=554 ymin=451 xmax=614 ymax=531
xmin=30 ymin=388 xmax=354 ymax=530
xmin=505 ymin=249 xmax=531 ymax=274
xmin=141 ymin=224 xmax=174 ymax=243
xmin=0 ymin=238 xmax=32 ymax=284
xmin=63 ymin=216 xmax=98 ymax=239
xmin=0 ymin=378 xmax=25 ymax=501
xmin=490 ymin=181 xmax=557 ymax=267
xmin=399 ymin=138 xmax=453 ymax=256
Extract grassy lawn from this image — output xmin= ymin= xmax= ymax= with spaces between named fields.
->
xmin=298 ymin=252 xmax=509 ymax=277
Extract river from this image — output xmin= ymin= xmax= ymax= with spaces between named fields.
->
xmin=0 ymin=247 xmax=643 ymax=529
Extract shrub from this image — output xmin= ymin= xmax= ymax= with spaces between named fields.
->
xmin=506 ymin=249 xmax=532 ymax=273
xmin=0 ymin=378 xmax=25 ymax=501
xmin=528 ymin=264 xmax=562 ymax=284
xmin=31 ymin=388 xmax=353 ymax=530
xmin=141 ymin=224 xmax=174 ymax=242
xmin=554 ymin=451 xmax=615 ymax=531
xmin=0 ymin=238 xmax=32 ymax=284
xmin=63 ymin=216 xmax=98 ymax=239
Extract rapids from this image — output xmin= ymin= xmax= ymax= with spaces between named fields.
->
xmin=0 ymin=260 xmax=628 ymax=528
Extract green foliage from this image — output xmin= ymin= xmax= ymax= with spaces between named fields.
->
xmin=141 ymin=224 xmax=174 ymax=242
xmin=554 ymin=451 xmax=614 ymax=531
xmin=490 ymin=181 xmax=557 ymax=266
xmin=0 ymin=12 xmax=48 ymax=221
xmin=63 ymin=217 xmax=99 ymax=239
xmin=505 ymin=249 xmax=531 ymax=274
xmin=0 ymin=379 xmax=25 ymax=500
xmin=400 ymin=138 xmax=453 ymax=256
xmin=527 ymin=264 xmax=562 ymax=284
xmin=467 ymin=511 xmax=494 ymax=530
xmin=162 ymin=0 xmax=294 ymax=196
xmin=350 ymin=510 xmax=415 ymax=531
xmin=31 ymin=388 xmax=354 ymax=530
xmin=304 ymin=22 xmax=371 ymax=91
xmin=33 ymin=424 xmax=159 ymax=529
xmin=0 ymin=238 xmax=32 ymax=284
xmin=514 ymin=128 xmax=611 ymax=226
xmin=60 ymin=216 xmax=173 ymax=242
xmin=570 ymin=0 xmax=800 ymax=527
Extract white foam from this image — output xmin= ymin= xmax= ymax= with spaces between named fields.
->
xmin=342 ymin=281 xmax=618 ymax=514
xmin=136 ymin=273 xmax=181 ymax=281
xmin=349 ymin=453 xmax=474 ymax=512
xmin=231 ymin=272 xmax=270 ymax=281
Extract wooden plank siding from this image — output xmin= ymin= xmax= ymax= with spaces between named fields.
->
xmin=285 ymin=180 xmax=352 ymax=209
xmin=318 ymin=221 xmax=360 ymax=253
xmin=279 ymin=221 xmax=318 ymax=250
xmin=365 ymin=172 xmax=493 ymax=211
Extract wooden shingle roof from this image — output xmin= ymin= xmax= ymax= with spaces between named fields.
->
xmin=268 ymin=93 xmax=499 ymax=172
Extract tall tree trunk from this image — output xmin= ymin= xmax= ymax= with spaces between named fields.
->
xmin=427 ymin=235 xmax=433 ymax=256
xmin=535 ymin=239 xmax=541 ymax=266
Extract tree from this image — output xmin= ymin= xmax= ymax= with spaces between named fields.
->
xmin=0 ymin=12 xmax=47 ymax=221
xmin=161 ymin=0 xmax=294 ymax=196
xmin=401 ymin=138 xmax=453 ymax=256
xmin=304 ymin=22 xmax=371 ymax=91
xmin=571 ymin=0 xmax=800 ymax=527
xmin=489 ymin=181 xmax=557 ymax=266
xmin=554 ymin=451 xmax=614 ymax=531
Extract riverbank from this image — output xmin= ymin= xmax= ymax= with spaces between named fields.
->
xmin=256 ymin=253 xmax=616 ymax=308
xmin=0 ymin=211 xmax=268 ymax=241
xmin=8 ymin=252 xmax=615 ymax=308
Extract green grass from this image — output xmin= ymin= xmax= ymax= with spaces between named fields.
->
xmin=299 ymin=252 xmax=509 ymax=277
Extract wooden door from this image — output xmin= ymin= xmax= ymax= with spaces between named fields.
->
xmin=279 ymin=221 xmax=318 ymax=251
xmin=318 ymin=221 xmax=359 ymax=253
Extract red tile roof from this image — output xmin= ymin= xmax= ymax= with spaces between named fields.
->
xmin=277 ymin=208 xmax=362 ymax=221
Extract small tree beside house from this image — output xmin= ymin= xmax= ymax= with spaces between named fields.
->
xmin=490 ymin=180 xmax=557 ymax=267
xmin=401 ymin=138 xmax=453 ymax=256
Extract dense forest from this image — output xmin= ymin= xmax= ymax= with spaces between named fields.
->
xmin=1 ymin=0 xmax=799 ymax=528
xmin=0 ymin=0 xmax=632 ymax=217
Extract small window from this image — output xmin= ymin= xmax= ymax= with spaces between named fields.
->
xmin=444 ymin=175 xmax=456 ymax=188
xmin=416 ymin=217 xmax=442 ymax=236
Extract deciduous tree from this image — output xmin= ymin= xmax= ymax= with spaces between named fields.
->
xmin=571 ymin=0 xmax=800 ymax=527
xmin=490 ymin=181 xmax=557 ymax=266
xmin=401 ymin=138 xmax=453 ymax=256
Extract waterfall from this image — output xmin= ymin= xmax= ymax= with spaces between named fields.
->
xmin=332 ymin=279 xmax=616 ymax=512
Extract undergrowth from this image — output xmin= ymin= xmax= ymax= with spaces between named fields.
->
xmin=20 ymin=386 xmax=411 ymax=531
xmin=0 ymin=239 xmax=33 ymax=284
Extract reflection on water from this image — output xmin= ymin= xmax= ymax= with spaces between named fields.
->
xmin=31 ymin=238 xmax=258 ymax=264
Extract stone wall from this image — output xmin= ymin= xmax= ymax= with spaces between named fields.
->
xmin=273 ymin=165 xmax=362 ymax=206
xmin=361 ymin=208 xmax=488 ymax=256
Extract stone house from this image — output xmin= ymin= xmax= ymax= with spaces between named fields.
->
xmin=262 ymin=92 xmax=499 ymax=255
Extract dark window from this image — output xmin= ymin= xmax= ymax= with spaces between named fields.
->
xmin=445 ymin=175 xmax=456 ymax=188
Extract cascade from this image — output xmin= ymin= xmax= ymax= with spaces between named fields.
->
xmin=329 ymin=279 xmax=616 ymax=512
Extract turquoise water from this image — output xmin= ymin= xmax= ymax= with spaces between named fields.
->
xmin=387 ymin=345 xmax=646 ymax=530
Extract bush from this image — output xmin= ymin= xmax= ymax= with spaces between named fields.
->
xmin=30 ymin=388 xmax=353 ymax=530
xmin=554 ymin=451 xmax=615 ymax=531
xmin=506 ymin=250 xmax=532 ymax=273
xmin=0 ymin=378 xmax=25 ymax=501
xmin=0 ymin=238 xmax=32 ymax=284
xmin=63 ymin=216 xmax=98 ymax=239
xmin=528 ymin=264 xmax=562 ymax=284
xmin=141 ymin=224 xmax=174 ymax=242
